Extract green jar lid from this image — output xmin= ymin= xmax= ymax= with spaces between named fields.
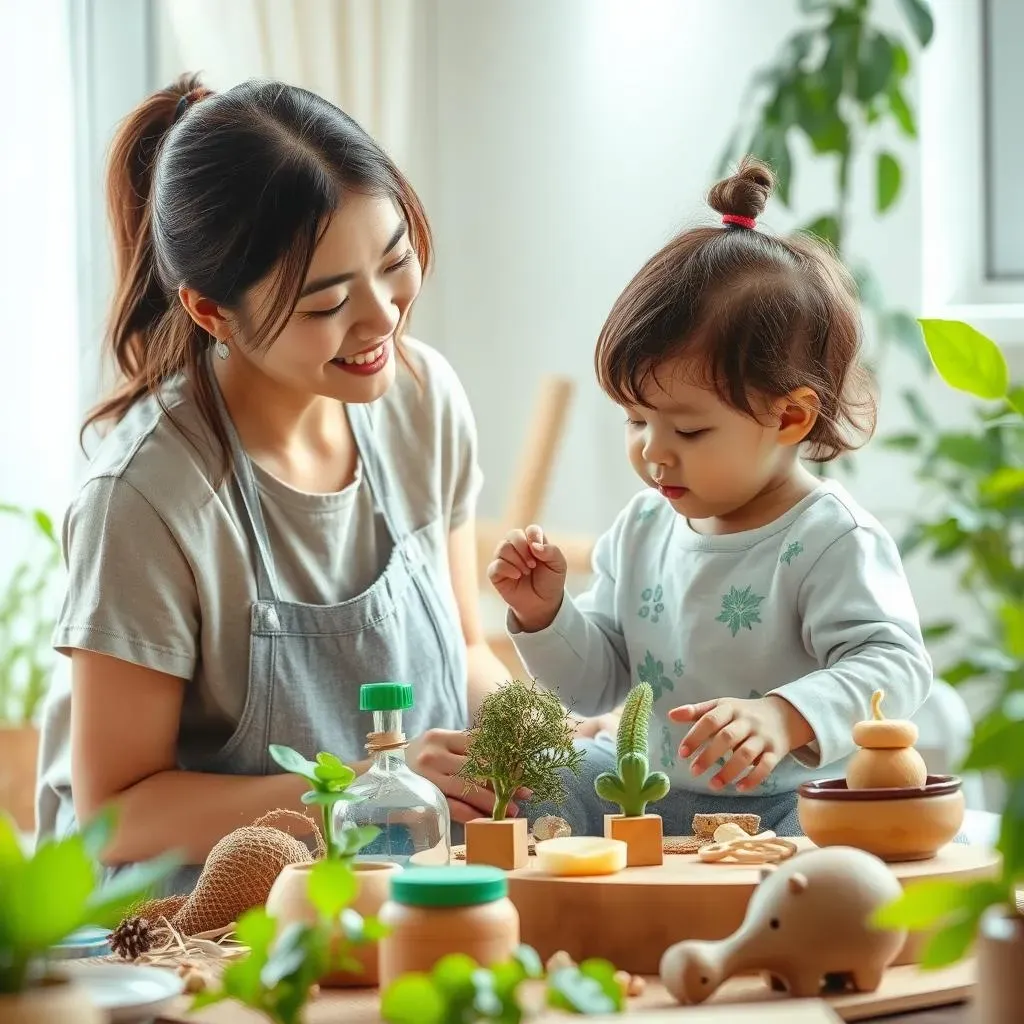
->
xmin=390 ymin=867 xmax=507 ymax=907
xmin=359 ymin=682 xmax=414 ymax=711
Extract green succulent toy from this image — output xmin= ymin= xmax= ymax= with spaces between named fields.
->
xmin=594 ymin=683 xmax=671 ymax=817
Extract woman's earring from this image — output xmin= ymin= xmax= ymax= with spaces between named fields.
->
xmin=214 ymin=339 xmax=230 ymax=361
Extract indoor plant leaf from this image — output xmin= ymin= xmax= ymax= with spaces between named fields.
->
xmin=380 ymin=973 xmax=447 ymax=1024
xmin=895 ymin=0 xmax=935 ymax=46
xmin=307 ymin=858 xmax=358 ymax=918
xmin=876 ymin=152 xmax=901 ymax=213
xmin=268 ymin=743 xmax=320 ymax=781
xmin=85 ymin=850 xmax=181 ymax=926
xmin=917 ymin=319 xmax=1009 ymax=400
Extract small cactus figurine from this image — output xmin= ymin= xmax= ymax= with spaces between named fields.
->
xmin=595 ymin=684 xmax=671 ymax=866
xmin=595 ymin=683 xmax=671 ymax=816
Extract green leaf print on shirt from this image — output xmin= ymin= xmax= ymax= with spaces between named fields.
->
xmin=638 ymin=584 xmax=665 ymax=624
xmin=673 ymin=659 xmax=685 ymax=678
xmin=637 ymin=650 xmax=674 ymax=700
xmin=780 ymin=541 xmax=804 ymax=566
xmin=716 ymin=585 xmax=766 ymax=636
xmin=636 ymin=506 xmax=658 ymax=522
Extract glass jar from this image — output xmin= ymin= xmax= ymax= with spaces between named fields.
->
xmin=334 ymin=682 xmax=451 ymax=865
xmin=378 ymin=866 xmax=520 ymax=988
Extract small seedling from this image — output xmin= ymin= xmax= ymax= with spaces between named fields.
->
xmin=594 ymin=684 xmax=670 ymax=816
xmin=268 ymin=744 xmax=379 ymax=860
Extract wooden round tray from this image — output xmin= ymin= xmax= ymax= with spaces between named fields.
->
xmin=415 ymin=839 xmax=999 ymax=976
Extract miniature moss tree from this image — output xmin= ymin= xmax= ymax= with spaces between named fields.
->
xmin=458 ymin=679 xmax=585 ymax=821
xmin=594 ymin=683 xmax=670 ymax=817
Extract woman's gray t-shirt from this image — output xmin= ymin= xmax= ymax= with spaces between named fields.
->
xmin=36 ymin=337 xmax=482 ymax=840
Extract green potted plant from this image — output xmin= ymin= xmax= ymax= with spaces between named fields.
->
xmin=594 ymin=683 xmax=670 ymax=866
xmin=381 ymin=946 xmax=626 ymax=1022
xmin=193 ymin=856 xmax=384 ymax=1024
xmin=870 ymin=318 xmax=1024 ymax=1024
xmin=721 ymin=0 xmax=934 ymax=382
xmin=265 ymin=744 xmax=390 ymax=987
xmin=0 ymin=806 xmax=177 ymax=1023
xmin=0 ymin=504 xmax=62 ymax=832
xmin=459 ymin=679 xmax=585 ymax=871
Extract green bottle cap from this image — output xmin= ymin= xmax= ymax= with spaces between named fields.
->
xmin=359 ymin=682 xmax=414 ymax=712
xmin=389 ymin=866 xmax=508 ymax=907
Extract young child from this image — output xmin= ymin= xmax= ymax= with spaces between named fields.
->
xmin=490 ymin=158 xmax=932 ymax=837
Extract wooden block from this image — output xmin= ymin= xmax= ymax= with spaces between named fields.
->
xmin=604 ymin=814 xmax=664 ymax=866
xmin=465 ymin=817 xmax=529 ymax=870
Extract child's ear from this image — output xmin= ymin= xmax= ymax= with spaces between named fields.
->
xmin=775 ymin=387 xmax=820 ymax=447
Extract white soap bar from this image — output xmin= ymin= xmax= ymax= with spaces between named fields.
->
xmin=535 ymin=836 xmax=627 ymax=876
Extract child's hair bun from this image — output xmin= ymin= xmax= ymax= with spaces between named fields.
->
xmin=707 ymin=156 xmax=775 ymax=222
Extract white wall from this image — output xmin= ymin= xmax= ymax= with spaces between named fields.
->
xmin=415 ymin=0 xmax=985 ymax=651
xmin=0 ymin=4 xmax=79 ymax=549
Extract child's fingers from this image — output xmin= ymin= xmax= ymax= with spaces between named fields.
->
xmin=525 ymin=523 xmax=546 ymax=545
xmin=504 ymin=530 xmax=537 ymax=570
xmin=689 ymin=717 xmax=753 ymax=776
xmin=736 ymin=750 xmax=780 ymax=792
xmin=668 ymin=700 xmax=720 ymax=724
xmin=678 ymin=702 xmax=733 ymax=758
xmin=497 ymin=538 xmax=534 ymax=575
xmin=487 ymin=556 xmax=523 ymax=583
xmin=709 ymin=736 xmax=765 ymax=790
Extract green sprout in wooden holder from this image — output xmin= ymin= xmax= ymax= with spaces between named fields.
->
xmin=595 ymin=683 xmax=671 ymax=866
xmin=594 ymin=683 xmax=670 ymax=817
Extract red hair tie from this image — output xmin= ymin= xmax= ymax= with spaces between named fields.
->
xmin=722 ymin=214 xmax=756 ymax=230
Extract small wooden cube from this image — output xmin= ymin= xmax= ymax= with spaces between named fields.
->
xmin=604 ymin=813 xmax=664 ymax=866
xmin=465 ymin=817 xmax=529 ymax=870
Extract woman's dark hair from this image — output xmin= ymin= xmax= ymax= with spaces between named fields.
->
xmin=84 ymin=72 xmax=432 ymax=465
xmin=595 ymin=156 xmax=874 ymax=461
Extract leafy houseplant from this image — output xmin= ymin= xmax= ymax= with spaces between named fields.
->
xmin=0 ymin=806 xmax=177 ymax=995
xmin=193 ymin=857 xmax=385 ymax=1024
xmin=594 ymin=684 xmax=671 ymax=868
xmin=872 ymin=320 xmax=1024 ymax=978
xmin=0 ymin=504 xmax=61 ymax=726
xmin=721 ymin=0 xmax=935 ymax=408
xmin=460 ymin=679 xmax=585 ymax=871
xmin=268 ymin=744 xmax=379 ymax=860
xmin=0 ymin=503 xmax=62 ymax=832
xmin=381 ymin=946 xmax=625 ymax=1023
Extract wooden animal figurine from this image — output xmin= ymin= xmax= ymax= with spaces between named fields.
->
xmin=659 ymin=846 xmax=907 ymax=1003
xmin=847 ymin=689 xmax=927 ymax=790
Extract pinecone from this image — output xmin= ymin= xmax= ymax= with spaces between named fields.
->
xmin=110 ymin=916 xmax=154 ymax=960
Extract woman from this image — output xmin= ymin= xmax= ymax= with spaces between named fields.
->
xmin=35 ymin=73 xmax=608 ymax=890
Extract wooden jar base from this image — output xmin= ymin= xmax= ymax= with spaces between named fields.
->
xmin=604 ymin=814 xmax=663 ymax=866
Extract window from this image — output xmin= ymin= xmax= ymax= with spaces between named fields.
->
xmin=983 ymin=0 xmax=1024 ymax=280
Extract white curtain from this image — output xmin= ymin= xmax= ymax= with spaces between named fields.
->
xmin=155 ymin=0 xmax=421 ymax=168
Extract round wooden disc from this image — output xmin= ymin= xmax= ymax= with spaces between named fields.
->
xmin=420 ymin=839 xmax=999 ymax=976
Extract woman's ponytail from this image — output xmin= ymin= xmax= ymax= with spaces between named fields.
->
xmin=82 ymin=73 xmax=212 ymax=445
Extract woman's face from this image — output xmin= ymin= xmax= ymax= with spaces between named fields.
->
xmin=236 ymin=192 xmax=422 ymax=404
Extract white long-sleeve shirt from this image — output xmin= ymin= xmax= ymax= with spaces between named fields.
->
xmin=509 ymin=480 xmax=933 ymax=796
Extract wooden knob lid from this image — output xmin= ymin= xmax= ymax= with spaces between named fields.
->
xmin=852 ymin=690 xmax=919 ymax=750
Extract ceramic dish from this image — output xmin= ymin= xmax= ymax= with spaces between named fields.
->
xmin=68 ymin=963 xmax=184 ymax=1023
xmin=48 ymin=926 xmax=112 ymax=959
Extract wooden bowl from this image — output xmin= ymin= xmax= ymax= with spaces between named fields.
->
xmin=797 ymin=775 xmax=965 ymax=862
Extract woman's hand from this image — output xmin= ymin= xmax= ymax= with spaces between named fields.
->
xmin=405 ymin=728 xmax=532 ymax=825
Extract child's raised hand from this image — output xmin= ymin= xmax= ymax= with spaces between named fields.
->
xmin=668 ymin=696 xmax=813 ymax=792
xmin=487 ymin=524 xmax=567 ymax=633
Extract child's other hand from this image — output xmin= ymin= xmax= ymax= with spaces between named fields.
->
xmin=668 ymin=696 xmax=812 ymax=792
xmin=487 ymin=524 xmax=567 ymax=633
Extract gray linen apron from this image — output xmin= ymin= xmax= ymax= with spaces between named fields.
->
xmin=164 ymin=378 xmax=468 ymax=893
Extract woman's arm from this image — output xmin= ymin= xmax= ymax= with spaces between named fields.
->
xmin=71 ymin=650 xmax=318 ymax=865
xmin=447 ymin=518 xmax=513 ymax=719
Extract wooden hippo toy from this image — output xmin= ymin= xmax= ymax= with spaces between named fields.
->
xmin=660 ymin=846 xmax=907 ymax=1002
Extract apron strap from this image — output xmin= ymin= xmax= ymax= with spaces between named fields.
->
xmin=347 ymin=402 xmax=410 ymax=546
xmin=206 ymin=355 xmax=281 ymax=601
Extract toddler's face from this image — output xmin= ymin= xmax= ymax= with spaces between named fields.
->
xmin=623 ymin=360 xmax=794 ymax=522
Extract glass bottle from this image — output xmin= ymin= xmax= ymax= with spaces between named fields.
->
xmin=334 ymin=682 xmax=452 ymax=865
